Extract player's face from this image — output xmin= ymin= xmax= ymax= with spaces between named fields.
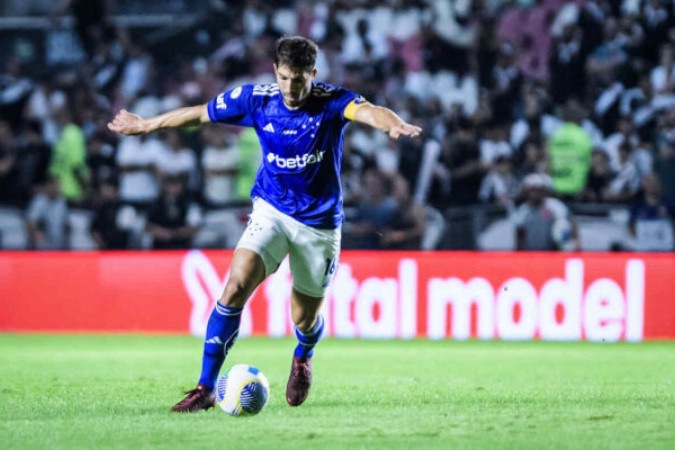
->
xmin=274 ymin=64 xmax=317 ymax=109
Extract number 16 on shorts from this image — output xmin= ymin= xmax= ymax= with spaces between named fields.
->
xmin=322 ymin=257 xmax=338 ymax=288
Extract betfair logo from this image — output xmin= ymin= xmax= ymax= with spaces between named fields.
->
xmin=266 ymin=150 xmax=325 ymax=169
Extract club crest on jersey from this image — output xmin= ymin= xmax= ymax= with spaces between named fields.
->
xmin=216 ymin=94 xmax=227 ymax=110
xmin=230 ymin=86 xmax=242 ymax=99
xmin=267 ymin=150 xmax=325 ymax=169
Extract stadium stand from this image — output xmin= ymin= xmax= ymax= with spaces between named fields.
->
xmin=0 ymin=0 xmax=674 ymax=251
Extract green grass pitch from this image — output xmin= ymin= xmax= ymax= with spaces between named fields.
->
xmin=1 ymin=335 xmax=673 ymax=450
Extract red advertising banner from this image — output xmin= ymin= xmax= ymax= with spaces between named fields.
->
xmin=1 ymin=251 xmax=673 ymax=340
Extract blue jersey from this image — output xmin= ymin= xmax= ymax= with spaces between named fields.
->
xmin=207 ymin=82 xmax=361 ymax=229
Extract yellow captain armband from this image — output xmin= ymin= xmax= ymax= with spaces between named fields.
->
xmin=343 ymin=97 xmax=370 ymax=121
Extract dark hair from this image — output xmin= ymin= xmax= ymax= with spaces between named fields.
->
xmin=274 ymin=36 xmax=318 ymax=72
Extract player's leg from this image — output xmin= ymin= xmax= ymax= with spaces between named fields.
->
xmin=197 ymin=249 xmax=266 ymax=389
xmin=290 ymin=289 xmax=326 ymax=357
xmin=171 ymin=249 xmax=266 ymax=413
xmin=172 ymin=200 xmax=290 ymax=412
xmin=286 ymin=289 xmax=326 ymax=406
xmin=285 ymin=225 xmax=340 ymax=406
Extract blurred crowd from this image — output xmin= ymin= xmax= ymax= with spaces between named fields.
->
xmin=1 ymin=0 xmax=675 ymax=251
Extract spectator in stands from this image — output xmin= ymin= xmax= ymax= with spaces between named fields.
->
xmin=606 ymin=142 xmax=642 ymax=202
xmin=86 ymin=132 xmax=118 ymax=194
xmin=509 ymin=88 xmax=554 ymax=152
xmin=549 ymin=23 xmax=586 ymax=106
xmin=433 ymin=118 xmax=484 ymax=208
xmin=340 ymin=137 xmax=367 ymax=207
xmin=90 ymin=41 xmax=124 ymax=97
xmin=48 ymin=105 xmax=90 ymax=205
xmin=18 ymin=119 xmax=51 ymax=186
xmin=7 ymin=0 xmax=675 ymax=252
xmin=342 ymin=19 xmax=387 ymax=94
xmin=116 ymin=134 xmax=161 ymax=211
xmin=380 ymin=174 xmax=425 ymax=250
xmin=201 ymin=127 xmax=240 ymax=208
xmin=655 ymin=140 xmax=675 ymax=207
xmin=26 ymin=177 xmax=69 ymax=250
xmin=424 ymin=0 xmax=474 ymax=75
xmin=514 ymin=173 xmax=579 ymax=251
xmin=396 ymin=133 xmax=425 ymax=195
xmin=118 ymin=42 xmax=154 ymax=104
xmin=515 ymin=138 xmax=548 ymax=179
xmin=490 ymin=42 xmax=522 ymax=121
xmin=0 ymin=120 xmax=19 ymax=206
xmin=604 ymin=115 xmax=640 ymax=172
xmin=629 ymin=173 xmax=674 ymax=251
xmin=474 ymin=14 xmax=499 ymax=90
xmin=90 ymin=179 xmax=129 ymax=250
xmin=578 ymin=148 xmax=615 ymax=203
xmin=0 ymin=58 xmax=33 ymax=131
xmin=51 ymin=0 xmax=110 ymax=60
xmin=338 ymin=6 xmax=389 ymax=66
xmin=547 ymin=98 xmax=592 ymax=199
xmin=587 ymin=17 xmax=629 ymax=86
xmin=0 ymin=120 xmax=51 ymax=208
xmin=348 ymin=119 xmax=390 ymax=165
xmin=617 ymin=10 xmax=645 ymax=63
xmin=479 ymin=120 xmax=513 ymax=169
xmin=479 ymin=155 xmax=519 ymax=210
xmin=641 ymin=0 xmax=671 ymax=63
xmin=155 ymin=129 xmax=198 ymax=194
xmin=387 ymin=0 xmax=425 ymax=73
xmin=343 ymin=168 xmax=396 ymax=249
xmin=146 ymin=175 xmax=200 ymax=250
xmin=650 ymin=44 xmax=675 ymax=95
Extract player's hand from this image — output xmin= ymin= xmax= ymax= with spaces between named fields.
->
xmin=389 ymin=122 xmax=422 ymax=139
xmin=107 ymin=109 xmax=148 ymax=135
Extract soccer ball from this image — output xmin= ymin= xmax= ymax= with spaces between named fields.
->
xmin=215 ymin=364 xmax=270 ymax=416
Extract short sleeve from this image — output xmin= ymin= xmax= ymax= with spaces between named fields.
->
xmin=207 ymin=85 xmax=254 ymax=127
xmin=327 ymin=87 xmax=364 ymax=121
xmin=343 ymin=96 xmax=369 ymax=121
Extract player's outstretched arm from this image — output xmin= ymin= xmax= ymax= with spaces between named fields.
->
xmin=352 ymin=104 xmax=422 ymax=139
xmin=107 ymin=104 xmax=211 ymax=136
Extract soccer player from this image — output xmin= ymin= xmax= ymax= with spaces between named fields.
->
xmin=108 ymin=36 xmax=422 ymax=412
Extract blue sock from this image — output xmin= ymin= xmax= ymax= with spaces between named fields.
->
xmin=294 ymin=315 xmax=325 ymax=359
xmin=198 ymin=303 xmax=242 ymax=390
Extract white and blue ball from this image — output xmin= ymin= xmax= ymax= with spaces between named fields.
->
xmin=215 ymin=364 xmax=270 ymax=416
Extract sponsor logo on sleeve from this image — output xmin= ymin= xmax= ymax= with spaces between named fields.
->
xmin=216 ymin=94 xmax=227 ymax=110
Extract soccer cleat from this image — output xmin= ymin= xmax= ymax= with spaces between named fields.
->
xmin=171 ymin=383 xmax=215 ymax=413
xmin=286 ymin=356 xmax=312 ymax=407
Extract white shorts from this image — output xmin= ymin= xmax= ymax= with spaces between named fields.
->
xmin=236 ymin=198 xmax=341 ymax=298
